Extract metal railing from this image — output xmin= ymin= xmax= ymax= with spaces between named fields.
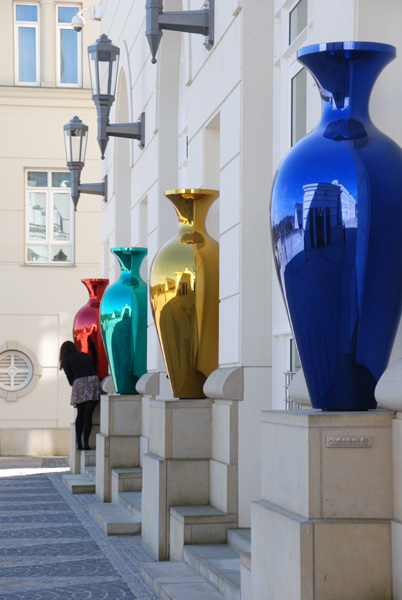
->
xmin=283 ymin=370 xmax=302 ymax=410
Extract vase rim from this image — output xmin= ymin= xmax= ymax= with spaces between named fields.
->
xmin=298 ymin=41 xmax=396 ymax=59
xmin=165 ymin=188 xmax=219 ymax=197
xmin=81 ymin=278 xmax=109 ymax=283
xmin=111 ymin=247 xmax=147 ymax=254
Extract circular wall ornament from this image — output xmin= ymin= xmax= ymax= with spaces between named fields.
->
xmin=0 ymin=342 xmax=42 ymax=402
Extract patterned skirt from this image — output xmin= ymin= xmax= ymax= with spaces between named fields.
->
xmin=70 ymin=375 xmax=101 ymax=406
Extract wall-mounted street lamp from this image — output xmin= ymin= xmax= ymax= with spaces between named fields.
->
xmin=88 ymin=34 xmax=145 ymax=158
xmin=64 ymin=116 xmax=107 ymax=210
xmin=146 ymin=0 xmax=214 ymax=64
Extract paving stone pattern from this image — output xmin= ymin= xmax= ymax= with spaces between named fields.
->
xmin=0 ymin=461 xmax=158 ymax=600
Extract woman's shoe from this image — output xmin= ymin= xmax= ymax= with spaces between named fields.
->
xmin=76 ymin=442 xmax=83 ymax=451
xmin=82 ymin=444 xmax=91 ymax=451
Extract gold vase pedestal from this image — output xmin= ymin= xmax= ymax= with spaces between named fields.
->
xmin=149 ymin=189 xmax=219 ymax=398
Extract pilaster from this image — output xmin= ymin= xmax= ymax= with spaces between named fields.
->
xmin=95 ymin=394 xmax=141 ymax=502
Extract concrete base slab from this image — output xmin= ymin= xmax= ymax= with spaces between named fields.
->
xmin=89 ymin=502 xmax=141 ymax=536
xmin=140 ymin=561 xmax=226 ymax=599
xmin=62 ymin=473 xmax=95 ymax=494
xmin=227 ymin=529 xmax=251 ymax=555
xmin=184 ymin=545 xmax=241 ymax=600
xmin=118 ymin=491 xmax=142 ymax=520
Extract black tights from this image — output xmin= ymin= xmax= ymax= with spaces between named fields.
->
xmin=75 ymin=401 xmax=98 ymax=447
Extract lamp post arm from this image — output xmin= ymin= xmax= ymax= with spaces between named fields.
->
xmin=159 ymin=10 xmax=209 ymax=35
xmin=78 ymin=176 xmax=108 ymax=202
xmin=106 ymin=113 xmax=145 ymax=148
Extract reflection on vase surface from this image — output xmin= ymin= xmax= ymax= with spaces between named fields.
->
xmin=73 ymin=278 xmax=109 ymax=380
xmin=99 ymin=248 xmax=147 ymax=395
xmin=149 ymin=189 xmax=219 ymax=398
xmin=271 ymin=42 xmax=402 ymax=410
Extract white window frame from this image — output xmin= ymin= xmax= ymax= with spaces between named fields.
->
xmin=56 ymin=3 xmax=82 ymax=87
xmin=14 ymin=2 xmax=40 ymax=86
xmin=288 ymin=0 xmax=308 ymax=47
xmin=25 ymin=169 xmax=75 ymax=266
xmin=288 ymin=60 xmax=307 ymax=148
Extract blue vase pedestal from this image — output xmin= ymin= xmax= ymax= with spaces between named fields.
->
xmin=91 ymin=393 xmax=142 ymax=503
xmin=251 ymin=410 xmax=394 ymax=599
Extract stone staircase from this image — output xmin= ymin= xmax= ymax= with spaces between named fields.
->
xmin=141 ymin=528 xmax=251 ymax=600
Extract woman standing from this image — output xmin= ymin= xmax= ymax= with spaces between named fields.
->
xmin=59 ymin=341 xmax=101 ymax=450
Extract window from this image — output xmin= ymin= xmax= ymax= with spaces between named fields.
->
xmin=291 ymin=67 xmax=307 ymax=146
xmin=26 ymin=170 xmax=74 ymax=264
xmin=56 ymin=5 xmax=82 ymax=86
xmin=0 ymin=351 xmax=33 ymax=393
xmin=289 ymin=0 xmax=308 ymax=45
xmin=14 ymin=3 xmax=40 ymax=85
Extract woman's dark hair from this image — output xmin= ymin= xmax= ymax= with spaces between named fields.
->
xmin=59 ymin=341 xmax=77 ymax=370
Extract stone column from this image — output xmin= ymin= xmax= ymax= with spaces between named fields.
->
xmin=376 ymin=358 xmax=402 ymax=599
xmin=95 ymin=394 xmax=141 ymax=502
xmin=251 ymin=410 xmax=394 ymax=600
xmin=40 ymin=0 xmax=56 ymax=87
xmin=141 ymin=395 xmax=212 ymax=560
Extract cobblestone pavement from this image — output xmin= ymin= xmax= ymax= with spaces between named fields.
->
xmin=0 ymin=457 xmax=158 ymax=600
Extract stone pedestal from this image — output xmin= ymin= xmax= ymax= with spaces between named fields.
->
xmin=95 ymin=394 xmax=141 ymax=502
xmin=141 ymin=398 xmax=212 ymax=560
xmin=69 ymin=403 xmax=100 ymax=474
xmin=251 ymin=410 xmax=394 ymax=600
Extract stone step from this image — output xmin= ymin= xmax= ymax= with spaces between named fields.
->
xmin=80 ymin=449 xmax=96 ymax=472
xmin=117 ymin=491 xmax=142 ymax=520
xmin=111 ymin=467 xmax=142 ymax=503
xmin=183 ymin=545 xmax=241 ymax=600
xmin=141 ymin=561 xmax=227 ymax=600
xmin=62 ymin=473 xmax=95 ymax=495
xmin=227 ymin=528 xmax=251 ymax=555
xmin=169 ymin=505 xmax=238 ymax=561
xmin=88 ymin=502 xmax=141 ymax=536
xmin=84 ymin=465 xmax=96 ymax=482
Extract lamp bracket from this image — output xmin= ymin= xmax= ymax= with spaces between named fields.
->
xmin=106 ymin=112 xmax=145 ymax=148
xmin=78 ymin=175 xmax=108 ymax=204
xmin=146 ymin=0 xmax=214 ymax=63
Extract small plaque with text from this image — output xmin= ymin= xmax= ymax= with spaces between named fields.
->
xmin=326 ymin=435 xmax=372 ymax=448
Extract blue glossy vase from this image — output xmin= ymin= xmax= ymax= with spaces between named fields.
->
xmin=99 ymin=248 xmax=147 ymax=394
xmin=271 ymin=42 xmax=402 ymax=410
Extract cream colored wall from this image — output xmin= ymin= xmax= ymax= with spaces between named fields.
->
xmin=0 ymin=1 xmax=102 ymax=455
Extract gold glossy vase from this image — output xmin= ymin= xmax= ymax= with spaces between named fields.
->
xmin=149 ymin=189 xmax=219 ymax=398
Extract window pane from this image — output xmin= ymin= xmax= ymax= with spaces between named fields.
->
xmin=289 ymin=0 xmax=308 ymax=45
xmin=58 ymin=6 xmax=79 ymax=23
xmin=52 ymin=246 xmax=72 ymax=262
xmin=52 ymin=172 xmax=71 ymax=188
xmin=291 ymin=68 xmax=307 ymax=146
xmin=26 ymin=246 xmax=48 ymax=262
xmin=60 ymin=29 xmax=78 ymax=84
xmin=16 ymin=5 xmax=38 ymax=22
xmin=53 ymin=193 xmax=71 ymax=241
xmin=29 ymin=192 xmax=46 ymax=240
xmin=18 ymin=27 xmax=36 ymax=82
xmin=27 ymin=172 xmax=47 ymax=187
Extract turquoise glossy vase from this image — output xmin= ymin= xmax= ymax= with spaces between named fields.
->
xmin=99 ymin=247 xmax=147 ymax=394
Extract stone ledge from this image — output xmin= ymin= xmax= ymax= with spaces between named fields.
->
xmin=170 ymin=505 xmax=238 ymax=524
xmin=136 ymin=372 xmax=159 ymax=396
xmin=203 ymin=367 xmax=243 ymax=401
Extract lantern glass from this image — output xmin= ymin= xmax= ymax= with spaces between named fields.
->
xmin=64 ymin=117 xmax=88 ymax=164
xmin=88 ymin=35 xmax=120 ymax=98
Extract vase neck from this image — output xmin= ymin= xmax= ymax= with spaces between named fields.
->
xmin=298 ymin=42 xmax=395 ymax=123
xmin=111 ymin=248 xmax=147 ymax=279
xmin=82 ymin=278 xmax=108 ymax=299
xmin=166 ymin=191 xmax=218 ymax=234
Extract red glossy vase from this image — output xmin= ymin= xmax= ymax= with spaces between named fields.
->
xmin=73 ymin=278 xmax=109 ymax=381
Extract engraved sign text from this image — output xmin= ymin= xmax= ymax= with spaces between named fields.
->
xmin=326 ymin=435 xmax=372 ymax=448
